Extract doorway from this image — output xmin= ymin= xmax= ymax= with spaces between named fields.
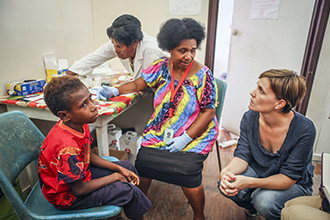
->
xmin=213 ymin=0 xmax=234 ymax=80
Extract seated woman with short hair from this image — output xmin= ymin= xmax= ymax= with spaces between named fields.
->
xmin=218 ymin=69 xmax=316 ymax=220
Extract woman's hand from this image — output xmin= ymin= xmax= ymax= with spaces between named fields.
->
xmin=164 ymin=131 xmax=192 ymax=152
xmin=218 ymin=157 xmax=250 ymax=196
xmin=231 ymin=175 xmax=252 ymax=192
xmin=66 ymin=70 xmax=77 ymax=76
xmin=97 ymin=85 xmax=119 ymax=100
xmin=219 ymin=171 xmax=238 ymax=196
xmin=219 ymin=171 xmax=252 ymax=197
xmin=119 ymin=167 xmax=140 ymax=185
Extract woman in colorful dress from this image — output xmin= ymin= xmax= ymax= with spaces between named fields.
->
xmin=97 ymin=18 xmax=218 ymax=220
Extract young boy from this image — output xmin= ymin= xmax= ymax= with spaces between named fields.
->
xmin=38 ymin=76 xmax=151 ymax=220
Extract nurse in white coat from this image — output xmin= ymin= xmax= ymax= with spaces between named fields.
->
xmin=67 ymin=14 xmax=168 ymax=79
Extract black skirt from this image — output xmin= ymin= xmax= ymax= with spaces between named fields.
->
xmin=135 ymin=147 xmax=208 ymax=188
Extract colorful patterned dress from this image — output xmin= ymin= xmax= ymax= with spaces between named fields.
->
xmin=141 ymin=58 xmax=219 ymax=155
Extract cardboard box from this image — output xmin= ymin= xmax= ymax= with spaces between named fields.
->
xmin=92 ymin=147 xmax=128 ymax=161
xmin=109 ymin=149 xmax=128 ymax=161
xmin=7 ymin=79 xmax=46 ymax=96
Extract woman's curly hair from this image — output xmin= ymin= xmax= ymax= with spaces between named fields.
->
xmin=157 ymin=18 xmax=205 ymax=51
xmin=107 ymin=14 xmax=143 ymax=46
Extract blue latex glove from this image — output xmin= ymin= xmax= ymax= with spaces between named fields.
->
xmin=164 ymin=131 xmax=193 ymax=153
xmin=96 ymin=85 xmax=119 ymax=100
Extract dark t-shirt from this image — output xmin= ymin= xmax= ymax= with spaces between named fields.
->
xmin=234 ymin=110 xmax=316 ymax=188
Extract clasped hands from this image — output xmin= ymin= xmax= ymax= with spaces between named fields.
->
xmin=116 ymin=167 xmax=140 ymax=186
xmin=219 ymin=171 xmax=249 ymax=197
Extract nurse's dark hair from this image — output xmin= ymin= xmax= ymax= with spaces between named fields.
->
xmin=44 ymin=76 xmax=87 ymax=116
xmin=259 ymin=69 xmax=306 ymax=114
xmin=157 ymin=18 xmax=205 ymax=51
xmin=107 ymin=14 xmax=143 ymax=46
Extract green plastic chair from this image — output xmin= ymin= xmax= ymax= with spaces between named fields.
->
xmin=214 ymin=78 xmax=227 ymax=172
xmin=0 ymin=111 xmax=122 ymax=220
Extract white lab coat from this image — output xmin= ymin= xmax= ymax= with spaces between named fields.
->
xmin=69 ymin=32 xmax=169 ymax=79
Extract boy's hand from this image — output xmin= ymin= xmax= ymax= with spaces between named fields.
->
xmin=112 ymin=172 xmax=128 ymax=183
xmin=120 ymin=168 xmax=140 ymax=185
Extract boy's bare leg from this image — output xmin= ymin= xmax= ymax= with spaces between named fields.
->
xmin=182 ymin=184 xmax=205 ymax=220
xmin=138 ymin=177 xmax=152 ymax=195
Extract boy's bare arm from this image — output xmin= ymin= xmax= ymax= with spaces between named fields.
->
xmin=90 ymin=152 xmax=122 ymax=171
xmin=69 ymin=172 xmax=127 ymax=196
xmin=90 ymin=152 xmax=140 ymax=185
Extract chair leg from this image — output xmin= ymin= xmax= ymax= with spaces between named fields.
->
xmin=216 ymin=140 xmax=222 ymax=172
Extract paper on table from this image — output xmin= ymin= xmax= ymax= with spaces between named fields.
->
xmin=22 ymin=93 xmax=44 ymax=102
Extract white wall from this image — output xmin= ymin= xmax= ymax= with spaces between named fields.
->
xmin=213 ymin=0 xmax=234 ymax=79
xmin=221 ymin=0 xmax=315 ymax=134
xmin=218 ymin=0 xmax=330 ymax=154
xmin=0 ymin=0 xmax=209 ymax=96
xmin=91 ymin=0 xmax=209 ymax=72
xmin=0 ymin=0 xmax=94 ymax=96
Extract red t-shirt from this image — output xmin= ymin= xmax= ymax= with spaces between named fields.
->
xmin=38 ymin=121 xmax=92 ymax=209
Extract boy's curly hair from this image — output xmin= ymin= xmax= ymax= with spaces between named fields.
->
xmin=44 ymin=76 xmax=86 ymax=116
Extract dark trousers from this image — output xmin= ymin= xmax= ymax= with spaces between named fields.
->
xmin=67 ymin=161 xmax=151 ymax=219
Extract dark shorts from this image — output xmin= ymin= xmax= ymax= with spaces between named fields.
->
xmin=135 ymin=147 xmax=208 ymax=188
xmin=67 ymin=161 xmax=151 ymax=219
